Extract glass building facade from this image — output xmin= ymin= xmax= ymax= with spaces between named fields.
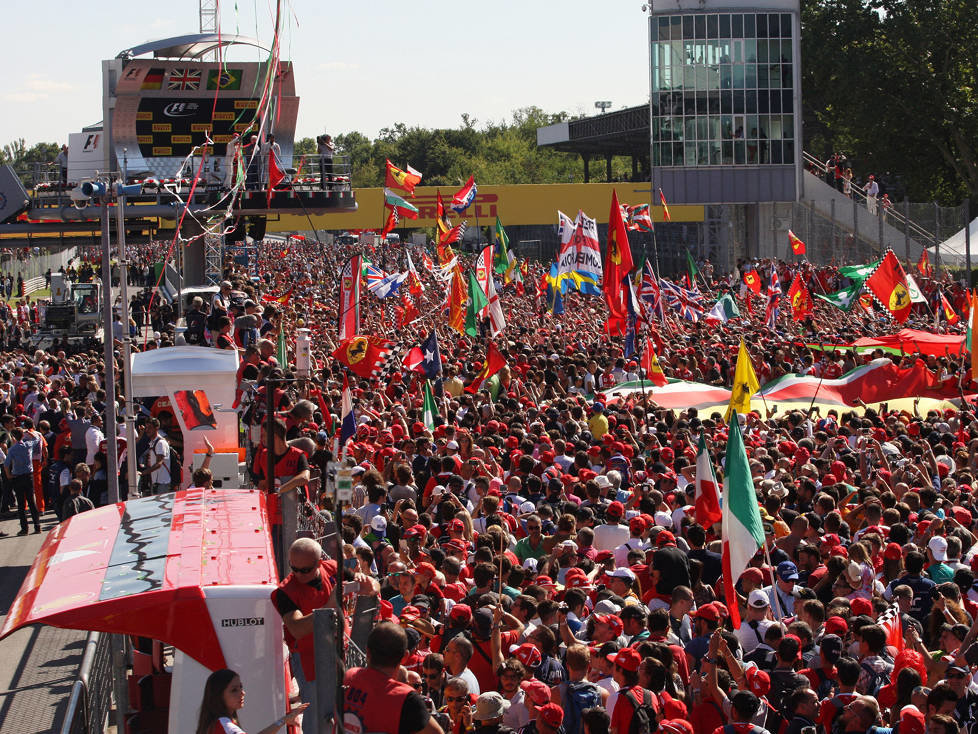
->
xmin=651 ymin=11 xmax=796 ymax=168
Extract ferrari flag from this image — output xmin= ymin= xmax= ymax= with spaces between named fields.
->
xmin=384 ymin=160 xmax=422 ymax=195
xmin=865 ymin=250 xmax=912 ymax=323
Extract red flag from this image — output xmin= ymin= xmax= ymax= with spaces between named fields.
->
xmin=465 ymin=342 xmax=507 ymax=393
xmin=384 ymin=159 xmax=422 ymax=195
xmin=787 ymin=273 xmax=813 ymax=321
xmin=878 ymin=604 xmax=904 ymax=652
xmin=397 ymin=293 xmax=419 ymax=328
xmin=604 ymin=189 xmax=634 ymax=333
xmin=267 ymin=147 xmax=285 ymax=206
xmin=788 ymin=229 xmax=806 ymax=255
xmin=865 ymin=250 xmax=913 ymax=323
xmin=658 ymin=189 xmax=671 ymax=222
xmin=743 ymin=270 xmax=762 ymax=294
xmin=339 ymin=255 xmax=362 ymax=341
xmin=172 ymin=389 xmax=217 ymax=431
xmin=380 ymin=207 xmax=398 ymax=238
xmin=640 ymin=338 xmax=668 ymax=387
xmin=917 ymin=249 xmax=932 ymax=277
xmin=940 ymin=292 xmax=959 ymax=324
xmin=261 ymin=286 xmax=294 ymax=305
xmin=332 ymin=335 xmax=394 ymax=379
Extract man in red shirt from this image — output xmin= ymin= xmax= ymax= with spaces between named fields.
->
xmin=608 ymin=647 xmax=660 ymax=734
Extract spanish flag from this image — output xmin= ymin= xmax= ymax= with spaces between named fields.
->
xmin=658 ymin=189 xmax=671 ymax=222
xmin=384 ymin=160 xmax=422 ymax=196
xmin=724 ymin=339 xmax=760 ymax=423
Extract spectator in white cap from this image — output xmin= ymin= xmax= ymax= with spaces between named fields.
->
xmin=926 ymin=536 xmax=954 ymax=583
xmin=736 ymin=588 xmax=776 ymax=654
xmin=605 ymin=567 xmax=640 ymax=605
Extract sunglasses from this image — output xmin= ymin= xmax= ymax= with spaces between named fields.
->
xmin=290 ymin=564 xmax=316 ymax=574
xmin=445 ymin=695 xmax=467 ymax=702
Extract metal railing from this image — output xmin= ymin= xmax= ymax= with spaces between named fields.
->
xmin=58 ymin=632 xmax=116 ymax=734
xmin=802 ymin=151 xmax=936 ymax=244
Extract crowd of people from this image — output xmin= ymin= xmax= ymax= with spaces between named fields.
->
xmin=3 ymin=232 xmax=978 ymax=734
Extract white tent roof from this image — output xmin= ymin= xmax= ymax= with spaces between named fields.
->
xmin=130 ymin=346 xmax=238 ymax=391
xmin=928 ymin=216 xmax=978 ymax=265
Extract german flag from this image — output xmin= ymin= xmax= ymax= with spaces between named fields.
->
xmin=141 ymin=68 xmax=165 ymax=90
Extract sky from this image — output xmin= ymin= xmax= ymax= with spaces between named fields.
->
xmin=1 ymin=0 xmax=650 ymax=147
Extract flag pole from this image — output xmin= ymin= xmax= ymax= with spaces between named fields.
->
xmin=762 ymin=540 xmax=784 ymax=620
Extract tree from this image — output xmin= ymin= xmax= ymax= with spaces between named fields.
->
xmin=801 ymin=0 xmax=977 ymax=205
xmin=1 ymin=138 xmax=61 ymax=186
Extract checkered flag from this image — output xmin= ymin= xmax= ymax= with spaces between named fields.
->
xmin=878 ymin=603 xmax=904 ymax=652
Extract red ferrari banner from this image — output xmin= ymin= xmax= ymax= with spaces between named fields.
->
xmin=866 ymin=250 xmax=912 ymax=323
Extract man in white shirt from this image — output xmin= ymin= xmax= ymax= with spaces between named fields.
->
xmin=864 ymin=175 xmax=880 ymax=215
xmin=592 ymin=501 xmax=630 ymax=552
xmin=85 ymin=413 xmax=105 ymax=466
xmin=140 ymin=418 xmax=171 ymax=495
xmin=736 ymin=588 xmax=776 ymax=654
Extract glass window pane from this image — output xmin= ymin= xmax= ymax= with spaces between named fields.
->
xmin=735 ymin=140 xmax=746 ymax=164
xmin=710 ymin=142 xmax=723 ymax=165
xmin=781 ymin=14 xmax=792 ymax=38
xmin=746 ymin=91 xmax=757 ymax=114
xmin=672 ymin=143 xmax=684 ymax=164
xmin=723 ymin=141 xmax=734 ymax=164
xmin=770 ymin=90 xmax=782 ymax=113
xmin=685 ymin=118 xmax=697 ymax=141
xmin=746 ymin=64 xmax=757 ymax=88
xmin=769 ymin=14 xmax=780 ymax=38
xmin=696 ymin=94 xmax=709 ymax=115
xmin=720 ymin=14 xmax=731 ymax=38
xmin=721 ymin=115 xmax=733 ymax=138
xmin=732 ymin=14 xmax=743 ymax=38
xmin=744 ymin=14 xmax=755 ymax=37
xmin=782 ymin=114 xmax=794 ymax=139
xmin=782 ymin=90 xmax=793 ymax=111
xmin=782 ymin=64 xmax=793 ymax=89
xmin=769 ymin=64 xmax=781 ymax=89
xmin=709 ymin=91 xmax=721 ymax=114
xmin=695 ymin=15 xmax=706 ymax=39
xmin=756 ymin=14 xmax=768 ymax=38
xmin=733 ymin=65 xmax=745 ymax=89
xmin=684 ymin=94 xmax=697 ymax=115
xmin=767 ymin=40 xmax=780 ymax=63
xmin=685 ymin=143 xmax=697 ymax=166
xmin=733 ymin=39 xmax=744 ymax=63
xmin=783 ymin=143 xmax=794 ymax=164
xmin=758 ymin=89 xmax=769 ymax=113
xmin=721 ymin=64 xmax=732 ymax=89
xmin=757 ymin=64 xmax=770 ymax=89
xmin=708 ymin=15 xmax=719 ymax=39
xmin=650 ymin=16 xmax=658 ymax=41
xmin=671 ymin=16 xmax=683 ymax=40
xmin=781 ymin=39 xmax=793 ymax=62
xmin=658 ymin=143 xmax=670 ymax=166
xmin=744 ymin=39 xmax=757 ymax=63
xmin=696 ymin=142 xmax=708 ymax=165
xmin=683 ymin=15 xmax=694 ymax=40
xmin=771 ymin=142 xmax=783 ymax=164
xmin=734 ymin=91 xmax=745 ymax=114
xmin=756 ymin=40 xmax=768 ymax=64
xmin=660 ymin=16 xmax=672 ymax=40
xmin=721 ymin=90 xmax=733 ymax=113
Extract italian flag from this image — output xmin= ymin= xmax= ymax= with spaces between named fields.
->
xmin=694 ymin=435 xmax=722 ymax=529
xmin=422 ymin=380 xmax=437 ymax=431
xmin=721 ymin=413 xmax=765 ymax=629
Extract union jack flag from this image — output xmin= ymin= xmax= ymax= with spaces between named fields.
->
xmin=364 ymin=262 xmax=386 ymax=287
xmin=768 ymin=268 xmax=783 ymax=295
xmin=660 ymin=279 xmax=705 ymax=322
xmin=167 ymin=69 xmax=201 ymax=90
xmin=638 ymin=260 xmax=664 ymax=321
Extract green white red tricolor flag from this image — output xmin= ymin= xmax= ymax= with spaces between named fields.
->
xmin=721 ymin=413 xmax=765 ymax=629
xmin=694 ymin=434 xmax=722 ymax=528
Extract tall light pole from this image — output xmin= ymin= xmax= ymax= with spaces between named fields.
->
xmin=594 ymin=100 xmax=612 ymax=114
xmin=643 ymin=2 xmax=663 ymax=276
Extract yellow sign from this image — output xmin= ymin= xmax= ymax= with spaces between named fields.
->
xmin=191 ymin=124 xmax=211 ymax=132
xmin=151 ymin=123 xmax=172 ymax=133
xmin=213 ymin=111 xmax=235 ymax=121
xmin=152 ymin=146 xmax=173 ymax=156
xmin=270 ymin=183 xmax=704 ymax=232
xmin=171 ymin=135 xmax=192 ymax=144
xmin=234 ymin=100 xmax=258 ymax=109
xmin=136 ymin=111 xmax=153 ymax=121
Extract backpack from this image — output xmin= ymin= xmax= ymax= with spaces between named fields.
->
xmin=169 ymin=444 xmax=183 ymax=490
xmin=859 ymin=661 xmax=888 ymax=697
xmin=560 ymin=680 xmax=602 ymax=734
xmin=622 ymin=687 xmax=658 ymax=734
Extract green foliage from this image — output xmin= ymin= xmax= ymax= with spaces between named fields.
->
xmin=801 ymin=0 xmax=978 ymax=205
xmin=0 ymin=138 xmax=61 ymax=185
xmin=330 ymin=107 xmax=586 ymax=188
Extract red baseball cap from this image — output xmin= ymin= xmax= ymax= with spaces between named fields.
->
xmin=745 ymin=666 xmax=771 ymax=696
xmin=520 ymin=679 xmax=551 ymax=705
xmin=510 ymin=642 xmax=543 ymax=668
xmin=607 ymin=647 xmax=642 ymax=672
xmin=538 ymin=703 xmax=564 ymax=728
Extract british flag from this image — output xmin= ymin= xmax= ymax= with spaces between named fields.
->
xmin=768 ymin=268 xmax=783 ymax=295
xmin=167 ymin=69 xmax=201 ymax=90
xmin=660 ymin=279 xmax=705 ymax=322
xmin=638 ymin=260 xmax=664 ymax=321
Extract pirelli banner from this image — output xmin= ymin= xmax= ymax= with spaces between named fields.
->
xmin=111 ymin=59 xmax=298 ymax=179
xmin=270 ymin=183 xmax=705 ymax=230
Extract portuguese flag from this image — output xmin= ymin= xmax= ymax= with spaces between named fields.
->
xmin=721 ymin=413 xmax=765 ymax=629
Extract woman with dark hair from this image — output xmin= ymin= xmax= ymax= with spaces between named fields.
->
xmin=195 ymin=668 xmax=307 ymax=734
